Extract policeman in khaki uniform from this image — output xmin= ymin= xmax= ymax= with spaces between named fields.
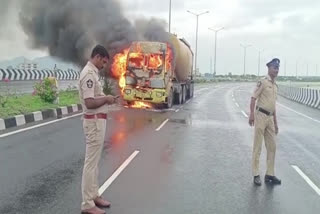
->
xmin=249 ymin=58 xmax=281 ymax=186
xmin=79 ymin=45 xmax=118 ymax=214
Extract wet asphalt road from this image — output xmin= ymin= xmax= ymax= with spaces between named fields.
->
xmin=0 ymin=83 xmax=320 ymax=214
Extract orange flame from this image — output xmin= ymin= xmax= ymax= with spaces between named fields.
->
xmin=128 ymin=52 xmax=144 ymax=68
xmin=149 ymin=54 xmax=163 ymax=69
xmin=111 ymin=48 xmax=129 ymax=91
xmin=166 ymin=44 xmax=173 ymax=71
xmin=130 ymin=101 xmax=152 ymax=109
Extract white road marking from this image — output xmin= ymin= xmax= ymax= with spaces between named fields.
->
xmin=292 ymin=165 xmax=320 ymax=196
xmin=186 ymin=99 xmax=191 ymax=104
xmin=156 ymin=119 xmax=169 ymax=131
xmin=278 ymin=103 xmax=320 ymax=124
xmin=241 ymin=110 xmax=248 ymax=118
xmin=235 ymin=103 xmax=240 ymax=108
xmin=175 ymin=109 xmax=180 ymax=113
xmin=99 ymin=150 xmax=140 ymax=196
xmin=0 ymin=113 xmax=83 ymax=138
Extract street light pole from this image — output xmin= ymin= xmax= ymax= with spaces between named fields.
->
xmin=169 ymin=0 xmax=172 ymax=33
xmin=208 ymin=27 xmax=224 ymax=76
xmin=296 ymin=60 xmax=298 ymax=78
xmin=187 ymin=10 xmax=209 ymax=77
xmin=257 ymin=48 xmax=264 ymax=77
xmin=240 ymin=44 xmax=251 ymax=76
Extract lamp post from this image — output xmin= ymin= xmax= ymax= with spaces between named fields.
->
xmin=240 ymin=43 xmax=251 ymax=76
xmin=187 ymin=10 xmax=209 ymax=76
xmin=169 ymin=0 xmax=172 ymax=33
xmin=208 ymin=27 xmax=224 ymax=75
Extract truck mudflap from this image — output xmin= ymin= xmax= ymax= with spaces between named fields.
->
xmin=123 ymin=87 xmax=168 ymax=104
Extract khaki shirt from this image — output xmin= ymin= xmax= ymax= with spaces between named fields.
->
xmin=79 ymin=61 xmax=107 ymax=114
xmin=252 ymin=75 xmax=278 ymax=113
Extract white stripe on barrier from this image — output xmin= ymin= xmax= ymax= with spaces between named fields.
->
xmin=72 ymin=104 xmax=78 ymax=112
xmin=15 ymin=115 xmax=26 ymax=126
xmin=315 ymin=90 xmax=320 ymax=108
xmin=0 ymin=119 xmax=5 ymax=130
xmin=61 ymin=107 xmax=68 ymax=115
xmin=307 ymin=89 xmax=312 ymax=106
xmin=302 ymin=88 xmax=308 ymax=104
xmin=309 ymin=89 xmax=316 ymax=107
xmin=33 ymin=111 xmax=43 ymax=122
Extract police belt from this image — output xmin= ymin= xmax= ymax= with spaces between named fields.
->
xmin=84 ymin=113 xmax=107 ymax=120
xmin=256 ymin=107 xmax=273 ymax=116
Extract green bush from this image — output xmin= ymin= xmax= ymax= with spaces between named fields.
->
xmin=33 ymin=78 xmax=58 ymax=103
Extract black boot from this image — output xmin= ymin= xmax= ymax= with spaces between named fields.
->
xmin=254 ymin=175 xmax=262 ymax=186
xmin=265 ymin=175 xmax=281 ymax=185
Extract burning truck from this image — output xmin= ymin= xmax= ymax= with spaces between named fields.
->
xmin=112 ymin=33 xmax=194 ymax=108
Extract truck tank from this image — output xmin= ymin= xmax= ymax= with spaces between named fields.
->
xmin=168 ymin=34 xmax=194 ymax=82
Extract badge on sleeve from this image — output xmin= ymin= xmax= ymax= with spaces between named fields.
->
xmin=86 ymin=79 xmax=93 ymax=88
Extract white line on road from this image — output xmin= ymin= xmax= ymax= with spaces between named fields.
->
xmin=99 ymin=150 xmax=140 ymax=196
xmin=235 ymin=103 xmax=240 ymax=108
xmin=186 ymin=99 xmax=191 ymax=104
xmin=155 ymin=119 xmax=169 ymax=131
xmin=278 ymin=103 xmax=320 ymax=124
xmin=175 ymin=109 xmax=180 ymax=113
xmin=292 ymin=165 xmax=320 ymax=196
xmin=241 ymin=110 xmax=248 ymax=118
xmin=0 ymin=113 xmax=83 ymax=138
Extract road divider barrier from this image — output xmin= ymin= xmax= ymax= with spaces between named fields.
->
xmin=0 ymin=68 xmax=80 ymax=81
xmin=278 ymin=85 xmax=320 ymax=109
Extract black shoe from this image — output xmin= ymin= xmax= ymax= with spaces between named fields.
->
xmin=254 ymin=175 xmax=262 ymax=186
xmin=265 ymin=175 xmax=281 ymax=185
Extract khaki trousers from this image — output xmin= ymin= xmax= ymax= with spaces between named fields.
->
xmin=252 ymin=111 xmax=276 ymax=176
xmin=81 ymin=118 xmax=106 ymax=210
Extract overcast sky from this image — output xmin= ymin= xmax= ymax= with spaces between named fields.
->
xmin=1 ymin=0 xmax=320 ymax=76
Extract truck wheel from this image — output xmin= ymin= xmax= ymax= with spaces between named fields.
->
xmin=166 ymin=89 xmax=173 ymax=108
xmin=190 ymin=84 xmax=194 ymax=98
xmin=182 ymin=86 xmax=186 ymax=103
xmin=174 ymin=90 xmax=182 ymax=104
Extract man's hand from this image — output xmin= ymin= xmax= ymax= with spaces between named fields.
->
xmin=105 ymin=95 xmax=119 ymax=104
xmin=249 ymin=113 xmax=255 ymax=126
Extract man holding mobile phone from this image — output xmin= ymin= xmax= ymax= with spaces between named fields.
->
xmin=79 ymin=45 xmax=118 ymax=214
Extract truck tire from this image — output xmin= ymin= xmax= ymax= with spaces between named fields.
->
xmin=174 ymin=90 xmax=182 ymax=104
xmin=190 ymin=83 xmax=194 ymax=98
xmin=181 ymin=85 xmax=186 ymax=103
xmin=165 ymin=89 xmax=173 ymax=108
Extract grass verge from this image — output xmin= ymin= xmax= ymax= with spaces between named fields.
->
xmin=0 ymin=90 xmax=79 ymax=119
